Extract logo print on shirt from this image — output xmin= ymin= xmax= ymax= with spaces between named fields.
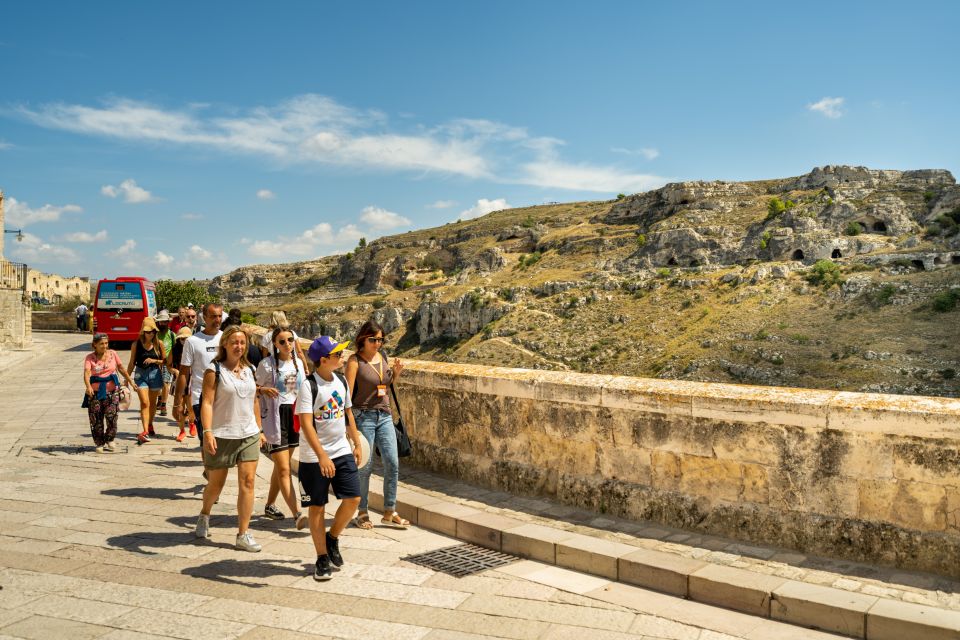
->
xmin=316 ymin=390 xmax=345 ymax=421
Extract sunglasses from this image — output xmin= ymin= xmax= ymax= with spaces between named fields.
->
xmin=276 ymin=338 xmax=295 ymax=345
xmin=144 ymin=330 xmax=157 ymax=334
xmin=186 ymin=315 xmax=197 ymax=319
xmin=366 ymin=337 xmax=385 ymax=343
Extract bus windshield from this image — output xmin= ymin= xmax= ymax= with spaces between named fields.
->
xmin=97 ymin=282 xmax=144 ymax=311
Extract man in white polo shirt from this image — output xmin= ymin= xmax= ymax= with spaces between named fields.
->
xmin=176 ymin=302 xmax=223 ymax=440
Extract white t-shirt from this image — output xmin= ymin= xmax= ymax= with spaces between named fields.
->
xmin=296 ymin=372 xmax=352 ymax=463
xmin=261 ymin=329 xmax=300 ymax=351
xmin=181 ymin=330 xmax=222 ymax=405
xmin=256 ymin=355 xmax=305 ymax=405
xmin=205 ymin=362 xmax=259 ymax=439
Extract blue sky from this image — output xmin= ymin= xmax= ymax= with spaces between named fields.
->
xmin=1 ymin=1 xmax=957 ymax=279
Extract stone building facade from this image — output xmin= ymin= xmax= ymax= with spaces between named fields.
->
xmin=26 ymin=269 xmax=91 ymax=304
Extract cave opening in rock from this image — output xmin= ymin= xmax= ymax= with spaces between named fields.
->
xmin=912 ymin=260 xmax=926 ymax=271
xmin=953 ymin=255 xmax=960 ymax=265
xmin=832 ymin=249 xmax=843 ymax=259
xmin=934 ymin=256 xmax=945 ymax=265
xmin=667 ymin=257 xmax=678 ymax=266
xmin=792 ymin=249 xmax=805 ymax=261
xmin=872 ymin=221 xmax=888 ymax=233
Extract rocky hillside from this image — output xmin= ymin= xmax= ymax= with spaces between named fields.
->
xmin=204 ymin=165 xmax=960 ymax=397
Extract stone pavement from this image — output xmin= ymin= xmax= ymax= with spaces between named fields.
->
xmin=0 ymin=333 xmax=929 ymax=639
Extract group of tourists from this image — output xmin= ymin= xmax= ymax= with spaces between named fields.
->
xmin=82 ymin=303 xmax=408 ymax=581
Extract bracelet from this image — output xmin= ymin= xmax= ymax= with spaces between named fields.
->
xmin=202 ymin=429 xmax=213 ymax=434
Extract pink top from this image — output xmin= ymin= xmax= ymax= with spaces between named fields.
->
xmin=84 ymin=350 xmax=123 ymax=392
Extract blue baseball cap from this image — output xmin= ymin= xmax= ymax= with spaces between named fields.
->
xmin=308 ymin=336 xmax=349 ymax=361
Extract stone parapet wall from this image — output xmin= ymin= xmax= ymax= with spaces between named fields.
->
xmin=0 ymin=288 xmax=31 ymax=348
xmin=394 ymin=360 xmax=960 ymax=578
xmin=31 ymin=311 xmax=78 ymax=332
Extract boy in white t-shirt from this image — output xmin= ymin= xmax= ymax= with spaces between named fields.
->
xmin=297 ymin=336 xmax=363 ymax=581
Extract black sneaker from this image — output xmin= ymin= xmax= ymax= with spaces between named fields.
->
xmin=264 ymin=504 xmax=285 ymax=520
xmin=314 ymin=555 xmax=332 ymax=581
xmin=326 ymin=532 xmax=343 ymax=567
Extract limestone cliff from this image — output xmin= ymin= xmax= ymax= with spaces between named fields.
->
xmin=200 ymin=166 xmax=960 ymax=397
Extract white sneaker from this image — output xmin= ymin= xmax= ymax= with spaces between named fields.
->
xmin=235 ymin=531 xmax=262 ymax=552
xmin=295 ymin=511 xmax=308 ymax=531
xmin=103 ymin=442 xmax=115 ymax=452
xmin=195 ymin=514 xmax=211 ymax=539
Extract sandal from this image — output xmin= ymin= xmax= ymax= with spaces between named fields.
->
xmin=353 ymin=512 xmax=373 ymax=530
xmin=381 ymin=512 xmax=410 ymax=529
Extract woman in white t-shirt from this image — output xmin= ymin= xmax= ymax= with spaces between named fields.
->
xmin=195 ymin=325 xmax=266 ymax=552
xmin=256 ymin=327 xmax=307 ymax=529
xmin=259 ymin=311 xmax=308 ymax=366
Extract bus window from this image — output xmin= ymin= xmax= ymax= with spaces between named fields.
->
xmin=96 ymin=281 xmax=144 ymax=311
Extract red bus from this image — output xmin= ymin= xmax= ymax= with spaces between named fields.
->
xmin=92 ymin=277 xmax=157 ymax=343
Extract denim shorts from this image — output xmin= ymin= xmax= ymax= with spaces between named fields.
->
xmin=134 ymin=366 xmax=163 ymax=390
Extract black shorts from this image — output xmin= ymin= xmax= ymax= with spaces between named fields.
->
xmin=265 ymin=404 xmax=299 ymax=454
xmin=299 ymin=455 xmax=360 ymax=507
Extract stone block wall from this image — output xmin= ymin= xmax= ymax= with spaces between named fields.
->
xmin=395 ymin=360 xmax=960 ymax=578
xmin=0 ymin=288 xmax=31 ymax=348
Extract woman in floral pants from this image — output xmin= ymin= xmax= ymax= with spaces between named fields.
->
xmin=84 ymin=333 xmax=134 ymax=453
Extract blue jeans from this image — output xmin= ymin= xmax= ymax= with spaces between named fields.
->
xmin=355 ymin=409 xmax=399 ymax=512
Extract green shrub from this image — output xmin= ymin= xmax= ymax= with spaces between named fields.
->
xmin=932 ymin=290 xmax=960 ymax=312
xmin=419 ymin=255 xmax=441 ymax=270
xmin=400 ymin=280 xmax=412 ymax=290
xmin=372 ymin=298 xmax=387 ymax=309
xmin=805 ymin=259 xmax=843 ymax=288
xmin=656 ymin=267 xmax=671 ymax=278
xmin=923 ymin=191 xmax=935 ymax=202
xmin=636 ymin=233 xmax=647 ymax=248
xmin=758 ymin=230 xmax=772 ymax=250
xmin=766 ymin=197 xmax=787 ymax=220
xmin=358 ymin=237 xmax=367 ymax=249
xmin=616 ymin=193 xmax=626 ymax=200
xmin=845 ymin=221 xmax=863 ymax=236
xmin=518 ymin=251 xmax=542 ymax=269
xmin=468 ymin=288 xmax=485 ymax=310
xmin=520 ymin=214 xmax=536 ymax=228
xmin=155 ymin=279 xmax=221 ymax=312
xmin=240 ymin=312 xmax=257 ymax=325
xmin=754 ymin=328 xmax=768 ymax=341
xmin=869 ymin=284 xmax=897 ymax=308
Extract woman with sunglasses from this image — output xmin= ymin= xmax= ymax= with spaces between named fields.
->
xmin=256 ymin=328 xmax=308 ymax=529
xmin=345 ymin=320 xmax=407 ymax=530
xmin=128 ymin=317 xmax=167 ymax=444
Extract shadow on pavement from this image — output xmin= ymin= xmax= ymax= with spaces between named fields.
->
xmin=181 ymin=557 xmax=308 ymax=587
xmin=103 ymin=485 xmax=204 ymax=500
xmin=107 ymin=530 xmax=235 ymax=556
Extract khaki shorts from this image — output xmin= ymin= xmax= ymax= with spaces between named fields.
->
xmin=203 ymin=433 xmax=260 ymax=469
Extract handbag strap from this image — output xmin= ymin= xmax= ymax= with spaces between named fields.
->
xmin=389 ymin=383 xmax=403 ymax=421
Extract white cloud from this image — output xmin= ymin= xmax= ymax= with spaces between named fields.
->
xmin=458 ymin=198 xmax=511 ymax=221
xmin=154 ymin=251 xmax=174 ymax=267
xmin=187 ymin=244 xmax=212 ymax=261
xmin=0 ymin=140 xmax=12 ymax=150
xmin=180 ymin=212 xmax=203 ymax=220
xmin=519 ymin=159 xmax=667 ymax=193
xmin=9 ymin=232 xmax=79 ymax=264
xmin=428 ymin=200 xmax=457 ymax=209
xmin=4 ymin=196 xmax=82 ymax=227
xmin=256 ymin=189 xmax=276 ymax=200
xmin=108 ymin=239 xmax=136 ymax=257
xmin=248 ymin=219 xmax=366 ymax=259
xmin=61 ymin=230 xmax=107 ymax=243
xmin=808 ymin=96 xmax=845 ymax=119
xmin=101 ymin=178 xmax=155 ymax=203
xmin=611 ymin=147 xmax=660 ymax=160
xmin=359 ymin=206 xmax=411 ymax=231
xmin=17 ymin=94 xmax=669 ymax=192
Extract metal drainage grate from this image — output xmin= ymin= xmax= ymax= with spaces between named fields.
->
xmin=402 ymin=543 xmax=517 ymax=577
